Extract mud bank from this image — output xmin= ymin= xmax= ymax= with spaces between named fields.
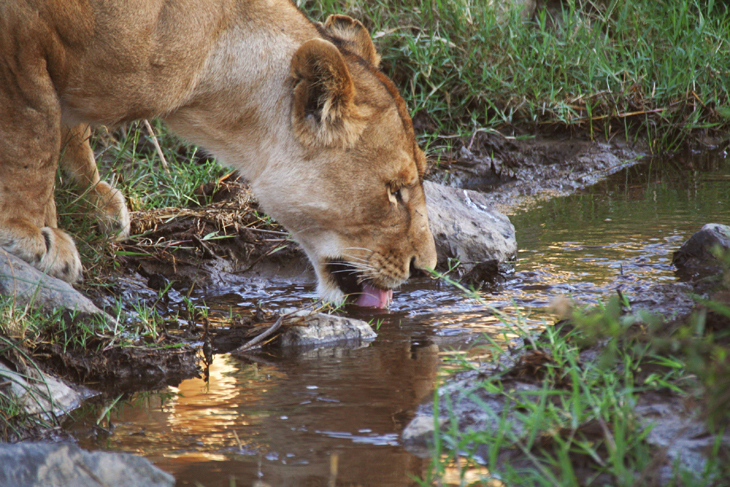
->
xmin=426 ymin=133 xmax=646 ymax=214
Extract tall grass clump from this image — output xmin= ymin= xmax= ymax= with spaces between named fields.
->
xmin=304 ymin=0 xmax=730 ymax=152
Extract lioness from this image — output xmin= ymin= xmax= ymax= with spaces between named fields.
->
xmin=0 ymin=1 xmax=436 ymax=308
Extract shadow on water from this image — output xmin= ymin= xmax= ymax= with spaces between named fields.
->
xmin=67 ymin=149 xmax=730 ymax=486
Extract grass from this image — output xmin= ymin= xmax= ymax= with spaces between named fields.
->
xmin=53 ymin=121 xmax=230 ymax=286
xmin=303 ymin=0 xmax=730 ymax=153
xmin=89 ymin=121 xmax=228 ymax=212
xmin=419 ymin=261 xmax=730 ymax=486
xmin=0 ymin=295 xmax=157 ymax=356
xmin=0 ymin=302 xmax=66 ymax=441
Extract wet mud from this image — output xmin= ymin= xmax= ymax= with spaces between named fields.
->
xmin=34 ymin=337 xmax=201 ymax=393
xmin=425 ymin=131 xmax=645 ymax=214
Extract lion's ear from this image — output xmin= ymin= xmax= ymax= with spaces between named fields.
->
xmin=323 ymin=15 xmax=380 ymax=67
xmin=291 ymin=38 xmax=365 ymax=148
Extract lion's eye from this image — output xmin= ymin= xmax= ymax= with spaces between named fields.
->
xmin=388 ymin=186 xmax=403 ymax=205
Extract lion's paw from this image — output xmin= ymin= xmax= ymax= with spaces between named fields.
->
xmin=38 ymin=227 xmax=84 ymax=283
xmin=90 ymin=181 xmax=130 ymax=240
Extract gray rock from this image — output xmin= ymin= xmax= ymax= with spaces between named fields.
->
xmin=424 ymin=181 xmax=517 ymax=269
xmin=635 ymin=392 xmax=730 ymax=485
xmin=672 ymin=223 xmax=730 ymax=277
xmin=0 ymin=250 xmax=109 ymax=319
xmin=0 ymin=442 xmax=175 ymax=487
xmin=401 ymin=365 xmax=539 ymax=456
xmin=0 ymin=363 xmax=96 ymax=418
xmin=279 ymin=313 xmax=376 ymax=348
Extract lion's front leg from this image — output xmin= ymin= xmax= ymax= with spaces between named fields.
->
xmin=60 ymin=124 xmax=130 ymax=240
xmin=0 ymin=219 xmax=83 ymax=284
xmin=0 ymin=51 xmax=83 ymax=283
xmin=0 ymin=141 xmax=83 ymax=283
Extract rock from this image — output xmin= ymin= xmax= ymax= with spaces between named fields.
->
xmin=0 ymin=442 xmax=175 ymax=487
xmin=0 ymin=363 xmax=96 ymax=418
xmin=625 ymin=282 xmax=698 ymax=319
xmin=672 ymin=223 xmax=730 ymax=278
xmin=278 ymin=313 xmax=376 ymax=348
xmin=635 ymin=392 xmax=730 ymax=485
xmin=402 ymin=364 xmax=540 ymax=456
xmin=424 ymin=181 xmax=517 ymax=270
xmin=0 ymin=250 xmax=110 ymax=319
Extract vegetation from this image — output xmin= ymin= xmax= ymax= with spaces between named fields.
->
xmin=304 ymin=0 xmax=730 ymax=152
xmin=421 ymin=255 xmax=730 ymax=486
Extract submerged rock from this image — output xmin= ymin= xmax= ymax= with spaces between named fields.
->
xmin=0 ymin=250 xmax=110 ymax=319
xmin=278 ymin=313 xmax=376 ymax=348
xmin=673 ymin=223 xmax=730 ymax=278
xmin=0 ymin=442 xmax=175 ymax=487
xmin=424 ymin=181 xmax=517 ymax=271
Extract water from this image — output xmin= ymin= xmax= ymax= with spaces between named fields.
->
xmin=67 ymin=150 xmax=730 ymax=486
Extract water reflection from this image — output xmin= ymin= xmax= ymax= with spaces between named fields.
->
xmin=75 ymin=325 xmax=443 ymax=486
xmin=68 ymin=150 xmax=730 ymax=486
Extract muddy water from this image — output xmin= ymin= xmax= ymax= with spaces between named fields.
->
xmin=68 ymin=150 xmax=730 ymax=486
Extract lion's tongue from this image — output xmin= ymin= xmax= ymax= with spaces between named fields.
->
xmin=356 ymin=283 xmax=393 ymax=309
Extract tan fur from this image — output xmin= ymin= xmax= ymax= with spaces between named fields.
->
xmin=0 ymin=0 xmax=436 ymax=303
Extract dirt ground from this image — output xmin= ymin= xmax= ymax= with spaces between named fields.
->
xmin=423 ymin=130 xmax=645 ymax=214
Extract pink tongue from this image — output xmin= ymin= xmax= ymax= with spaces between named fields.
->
xmin=356 ymin=283 xmax=393 ymax=309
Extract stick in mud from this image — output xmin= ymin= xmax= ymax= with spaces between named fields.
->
xmin=232 ymin=315 xmax=285 ymax=353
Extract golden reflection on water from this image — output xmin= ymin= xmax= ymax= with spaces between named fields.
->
xmin=438 ymin=456 xmax=503 ymax=486
xmin=160 ymin=356 xmax=283 ymax=458
xmin=77 ymin=329 xmax=447 ymax=486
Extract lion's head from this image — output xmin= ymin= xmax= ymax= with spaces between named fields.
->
xmin=252 ymin=16 xmax=437 ymax=308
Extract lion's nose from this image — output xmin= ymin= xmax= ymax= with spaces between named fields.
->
xmin=408 ymin=256 xmax=417 ymax=277
xmin=409 ymin=255 xmax=431 ymax=278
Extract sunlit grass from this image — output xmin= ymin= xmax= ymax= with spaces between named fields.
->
xmin=90 ymin=121 xmax=228 ymax=212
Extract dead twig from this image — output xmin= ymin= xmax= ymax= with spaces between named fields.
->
xmin=143 ymin=120 xmax=171 ymax=175
xmin=233 ymin=315 xmax=284 ymax=353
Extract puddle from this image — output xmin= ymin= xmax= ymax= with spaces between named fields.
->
xmin=66 ymin=149 xmax=730 ymax=486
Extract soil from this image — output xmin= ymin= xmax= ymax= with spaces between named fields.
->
xmin=424 ymin=131 xmax=645 ymax=214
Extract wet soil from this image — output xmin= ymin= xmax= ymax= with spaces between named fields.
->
xmin=33 ymin=337 xmax=201 ymax=393
xmin=424 ymin=132 xmax=645 ymax=214
xmin=110 ymin=175 xmax=307 ymax=293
